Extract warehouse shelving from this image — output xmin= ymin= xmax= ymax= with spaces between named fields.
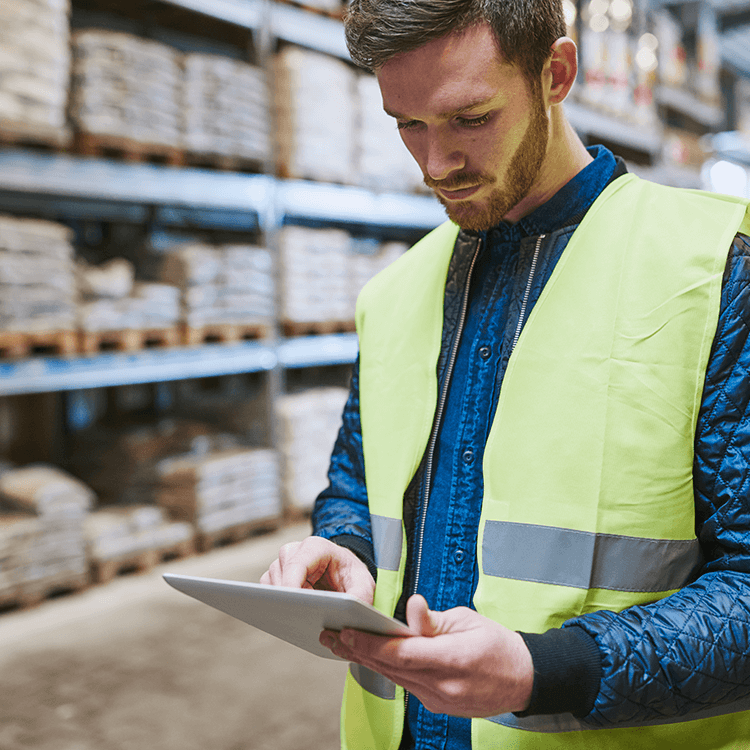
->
xmin=656 ymin=85 xmax=726 ymax=130
xmin=0 ymin=342 xmax=277 ymax=396
xmin=157 ymin=0 xmax=349 ymax=58
xmin=0 ymin=149 xmax=444 ymax=230
xmin=1 ymin=0 xmax=747 ymax=416
xmin=564 ymin=101 xmax=664 ymax=157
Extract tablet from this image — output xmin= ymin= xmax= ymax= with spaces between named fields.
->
xmin=164 ymin=573 xmax=412 ymax=660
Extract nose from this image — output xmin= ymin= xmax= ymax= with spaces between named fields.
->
xmin=422 ymin=128 xmax=465 ymax=182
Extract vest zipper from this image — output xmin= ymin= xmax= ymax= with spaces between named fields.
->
xmin=510 ymin=234 xmax=545 ymax=353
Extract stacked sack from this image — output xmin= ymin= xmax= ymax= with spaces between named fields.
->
xmin=155 ymin=445 xmax=281 ymax=534
xmin=183 ymin=53 xmax=271 ymax=164
xmin=279 ymin=227 xmax=407 ymax=326
xmin=159 ymin=242 xmax=274 ymax=328
xmin=0 ymin=511 xmax=40 ymax=602
xmin=274 ymin=46 xmax=356 ymax=183
xmin=276 ymin=387 xmax=349 ymax=513
xmin=0 ymin=215 xmax=76 ymax=333
xmin=84 ymin=503 xmax=193 ymax=569
xmin=70 ymin=30 xmax=182 ymax=147
xmin=68 ymin=418 xmax=211 ymax=508
xmin=76 ymin=257 xmax=180 ymax=332
xmin=0 ymin=464 xmax=93 ymax=593
xmin=0 ymin=0 xmax=70 ymax=136
xmin=356 ymin=74 xmax=425 ymax=193
xmin=278 ymin=226 xmax=352 ymax=326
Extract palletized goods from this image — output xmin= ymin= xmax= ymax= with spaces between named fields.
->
xmin=70 ymin=29 xmax=182 ymax=147
xmin=182 ymin=53 xmax=271 ymax=163
xmin=76 ymin=257 xmax=181 ymax=332
xmin=155 ymin=447 xmax=281 ymax=533
xmin=274 ymin=46 xmax=356 ymax=184
xmin=279 ymin=227 xmax=407 ymax=326
xmin=276 ymin=387 xmax=349 ymax=512
xmin=159 ymin=242 xmax=274 ymax=327
xmin=0 ymin=215 xmax=76 ymax=333
xmin=84 ymin=504 xmax=193 ymax=564
xmin=279 ymin=226 xmax=352 ymax=325
xmin=0 ymin=464 xmax=94 ymax=592
xmin=0 ymin=0 xmax=71 ymax=137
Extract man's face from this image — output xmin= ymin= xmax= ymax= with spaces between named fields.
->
xmin=377 ymin=23 xmax=550 ymax=231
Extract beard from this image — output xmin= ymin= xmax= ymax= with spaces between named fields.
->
xmin=425 ymin=93 xmax=550 ymax=232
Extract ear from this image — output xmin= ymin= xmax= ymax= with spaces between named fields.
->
xmin=544 ymin=37 xmax=578 ymax=106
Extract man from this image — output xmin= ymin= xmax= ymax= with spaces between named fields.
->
xmin=262 ymin=1 xmax=750 ymax=748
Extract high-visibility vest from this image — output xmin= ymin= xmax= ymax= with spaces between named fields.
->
xmin=341 ymin=174 xmax=750 ymax=749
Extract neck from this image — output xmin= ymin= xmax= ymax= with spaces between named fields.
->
xmin=504 ymin=105 xmax=593 ymax=225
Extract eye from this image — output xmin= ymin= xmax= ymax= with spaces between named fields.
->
xmin=396 ymin=119 xmax=422 ymax=131
xmin=456 ymin=112 xmax=492 ymax=128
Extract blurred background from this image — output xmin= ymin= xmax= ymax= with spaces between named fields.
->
xmin=0 ymin=0 xmax=749 ymax=748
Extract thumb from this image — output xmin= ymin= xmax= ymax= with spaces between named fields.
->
xmin=406 ymin=594 xmax=440 ymax=636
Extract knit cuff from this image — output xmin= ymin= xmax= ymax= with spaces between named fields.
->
xmin=515 ymin=625 xmax=602 ymax=718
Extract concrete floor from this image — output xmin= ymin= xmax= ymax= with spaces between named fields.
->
xmin=0 ymin=523 xmax=348 ymax=750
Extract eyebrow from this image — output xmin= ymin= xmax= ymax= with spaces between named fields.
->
xmin=384 ymin=95 xmax=497 ymax=121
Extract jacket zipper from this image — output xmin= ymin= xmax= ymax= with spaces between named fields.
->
xmin=403 ymin=237 xmax=481 ymax=719
xmin=410 ymin=237 xmax=482 ymax=598
xmin=510 ymin=234 xmax=545 ymax=352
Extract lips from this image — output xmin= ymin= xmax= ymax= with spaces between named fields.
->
xmin=438 ymin=184 xmax=481 ymax=201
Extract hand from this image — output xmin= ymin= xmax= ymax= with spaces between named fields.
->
xmin=320 ymin=594 xmax=534 ymax=717
xmin=260 ymin=535 xmax=375 ymax=605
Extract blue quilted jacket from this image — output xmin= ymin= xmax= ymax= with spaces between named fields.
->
xmin=312 ymin=176 xmax=750 ymax=727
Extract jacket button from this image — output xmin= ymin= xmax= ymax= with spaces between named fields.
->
xmin=462 ymin=449 xmax=474 ymax=464
xmin=478 ymin=345 xmax=491 ymax=360
xmin=455 ymin=549 xmax=465 ymax=563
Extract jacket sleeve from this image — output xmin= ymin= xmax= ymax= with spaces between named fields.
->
xmin=311 ymin=357 xmax=376 ymax=577
xmin=560 ymin=233 xmax=750 ymax=726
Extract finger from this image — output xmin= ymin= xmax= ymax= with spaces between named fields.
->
xmin=276 ymin=541 xmax=301 ymax=568
xmin=340 ymin=569 xmax=376 ymax=604
xmin=335 ymin=628 xmax=430 ymax=673
xmin=405 ymin=594 xmax=439 ymax=636
xmin=261 ymin=558 xmax=282 ymax=585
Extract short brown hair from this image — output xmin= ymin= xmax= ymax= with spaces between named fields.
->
xmin=344 ymin=0 xmax=566 ymax=84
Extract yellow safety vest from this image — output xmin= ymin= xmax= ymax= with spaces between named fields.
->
xmin=341 ymin=174 xmax=750 ymax=749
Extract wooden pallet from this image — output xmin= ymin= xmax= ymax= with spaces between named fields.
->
xmin=90 ymin=537 xmax=196 ymax=585
xmin=281 ymin=319 xmax=356 ymax=337
xmin=74 ymin=131 xmax=185 ymax=167
xmin=0 ymin=571 xmax=90 ymax=612
xmin=19 ymin=571 xmax=90 ymax=608
xmin=182 ymin=322 xmax=271 ymax=347
xmin=184 ymin=151 xmax=265 ymax=174
xmin=0 ymin=119 xmax=71 ymax=151
xmin=0 ymin=329 xmax=77 ymax=359
xmin=196 ymin=517 xmax=280 ymax=554
xmin=78 ymin=326 xmax=181 ymax=355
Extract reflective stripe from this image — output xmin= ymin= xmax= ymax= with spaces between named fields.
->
xmin=488 ymin=697 xmax=750 ymax=732
xmin=371 ymin=514 xmax=402 ymax=572
xmin=482 ymin=521 xmax=702 ymax=593
xmin=349 ymin=663 xmax=397 ymax=700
